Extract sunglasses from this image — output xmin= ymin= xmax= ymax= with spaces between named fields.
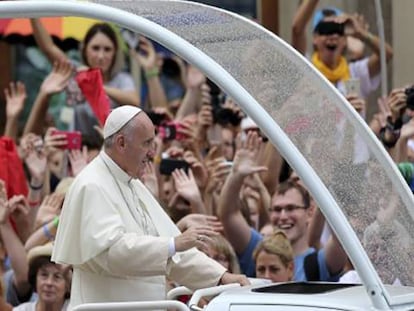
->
xmin=314 ymin=21 xmax=345 ymax=36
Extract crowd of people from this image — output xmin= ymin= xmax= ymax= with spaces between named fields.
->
xmin=0 ymin=0 xmax=412 ymax=309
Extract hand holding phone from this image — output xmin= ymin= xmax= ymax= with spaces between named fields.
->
xmin=344 ymin=78 xmax=360 ymax=96
xmin=51 ymin=130 xmax=82 ymax=150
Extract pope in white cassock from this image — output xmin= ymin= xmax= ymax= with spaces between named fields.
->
xmin=52 ymin=106 xmax=249 ymax=310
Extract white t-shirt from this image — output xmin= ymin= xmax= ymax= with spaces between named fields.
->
xmin=336 ymin=57 xmax=380 ymax=164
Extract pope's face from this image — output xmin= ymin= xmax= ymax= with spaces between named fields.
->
xmin=122 ymin=113 xmax=156 ymax=179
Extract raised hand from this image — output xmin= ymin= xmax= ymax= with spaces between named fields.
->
xmin=387 ymin=88 xmax=407 ymax=123
xmin=336 ymin=13 xmax=369 ymax=39
xmin=186 ymin=65 xmax=206 ymax=89
xmin=5 ymin=81 xmax=26 ymax=119
xmin=0 ymin=180 xmax=9 ymax=225
xmin=232 ymin=131 xmax=268 ymax=177
xmin=205 ymin=157 xmax=232 ymax=194
xmin=132 ymin=36 xmax=157 ymax=71
xmin=44 ymin=127 xmax=67 ymax=156
xmin=68 ymin=146 xmax=88 ymax=177
xmin=197 ymin=104 xmax=214 ymax=128
xmin=40 ymin=61 xmax=73 ymax=95
xmin=18 ymin=133 xmax=40 ymax=160
xmin=35 ymin=193 xmax=64 ymax=229
xmin=176 ymin=213 xmax=223 ymax=233
xmin=183 ymin=150 xmax=208 ymax=189
xmin=346 ymin=94 xmax=366 ymax=113
xmin=24 ymin=135 xmax=47 ymax=182
xmin=8 ymin=195 xmax=30 ymax=225
xmin=172 ymin=168 xmax=203 ymax=205
xmin=174 ymin=225 xmax=219 ymax=252
xmin=141 ymin=161 xmax=159 ymax=198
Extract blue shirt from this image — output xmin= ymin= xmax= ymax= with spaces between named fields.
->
xmin=238 ymin=228 xmax=332 ymax=281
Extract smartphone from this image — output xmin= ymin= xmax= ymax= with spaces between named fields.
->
xmin=52 ymin=130 xmax=82 ymax=150
xmin=146 ymin=110 xmax=168 ymax=126
xmin=344 ymin=78 xmax=360 ymax=96
xmin=159 ymin=159 xmax=190 ymax=175
xmin=158 ymin=122 xmax=186 ymax=141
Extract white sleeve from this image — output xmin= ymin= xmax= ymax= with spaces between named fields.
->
xmin=92 ymin=233 xmax=172 ymax=277
xmin=349 ymin=58 xmax=381 ymax=99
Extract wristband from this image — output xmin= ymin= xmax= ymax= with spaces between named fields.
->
xmin=29 ymin=183 xmax=43 ymax=191
xmin=53 ymin=216 xmax=59 ymax=228
xmin=145 ymin=68 xmax=159 ymax=80
xmin=379 ymin=127 xmax=400 ymax=149
xmin=43 ymin=223 xmax=54 ymax=241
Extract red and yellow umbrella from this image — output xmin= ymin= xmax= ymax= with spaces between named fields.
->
xmin=0 ymin=16 xmax=102 ymax=49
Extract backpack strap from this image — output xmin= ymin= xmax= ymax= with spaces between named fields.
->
xmin=304 ymin=251 xmax=320 ymax=281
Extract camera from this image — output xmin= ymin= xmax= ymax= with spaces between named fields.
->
xmin=146 ymin=110 xmax=168 ymax=126
xmin=162 ymin=58 xmax=181 ymax=79
xmin=206 ymin=79 xmax=242 ymax=126
xmin=158 ymin=122 xmax=186 ymax=141
xmin=405 ymin=86 xmax=414 ymax=110
xmin=159 ymin=158 xmax=190 ymax=175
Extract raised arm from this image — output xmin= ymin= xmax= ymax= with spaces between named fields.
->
xmin=132 ymin=37 xmax=168 ymax=111
xmin=23 ymin=61 xmax=72 ymax=136
xmin=291 ymin=0 xmax=319 ymax=55
xmin=4 ymin=82 xmax=26 ymax=142
xmin=324 ymin=230 xmax=347 ymax=275
xmin=339 ymin=13 xmax=393 ymax=77
xmin=0 ymin=182 xmax=31 ymax=298
xmin=175 ymin=66 xmax=205 ymax=120
xmin=30 ymin=18 xmax=67 ymax=64
xmin=218 ymin=131 xmax=267 ymax=254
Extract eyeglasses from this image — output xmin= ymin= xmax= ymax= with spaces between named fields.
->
xmin=268 ymin=204 xmax=306 ymax=214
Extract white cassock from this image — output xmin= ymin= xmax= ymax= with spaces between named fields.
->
xmin=52 ymin=151 xmax=226 ymax=310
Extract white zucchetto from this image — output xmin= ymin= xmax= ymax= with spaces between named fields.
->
xmin=103 ymin=106 xmax=142 ymax=139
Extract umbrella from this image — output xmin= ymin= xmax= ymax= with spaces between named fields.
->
xmin=0 ymin=16 xmax=102 ymax=50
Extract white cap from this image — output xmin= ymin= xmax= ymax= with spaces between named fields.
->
xmin=240 ymin=116 xmax=258 ymax=131
xmin=103 ymin=106 xmax=142 ymax=139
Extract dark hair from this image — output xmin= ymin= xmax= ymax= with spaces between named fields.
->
xmin=81 ymin=23 xmax=118 ymax=71
xmin=275 ymin=180 xmax=311 ymax=209
xmin=28 ymin=256 xmax=50 ymax=290
xmin=28 ymin=256 xmax=71 ymax=299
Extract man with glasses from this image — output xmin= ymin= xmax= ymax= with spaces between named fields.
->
xmin=218 ymin=131 xmax=346 ymax=281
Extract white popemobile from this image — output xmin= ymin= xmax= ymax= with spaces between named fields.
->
xmin=1 ymin=1 xmax=414 ymax=310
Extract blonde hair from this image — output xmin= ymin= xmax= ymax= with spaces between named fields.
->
xmin=208 ymin=235 xmax=240 ymax=274
xmin=253 ymin=230 xmax=294 ymax=268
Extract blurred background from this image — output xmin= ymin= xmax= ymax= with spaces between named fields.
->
xmin=0 ymin=0 xmax=410 ymax=130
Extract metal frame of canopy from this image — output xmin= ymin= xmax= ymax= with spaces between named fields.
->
xmin=0 ymin=1 xmax=412 ymax=310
